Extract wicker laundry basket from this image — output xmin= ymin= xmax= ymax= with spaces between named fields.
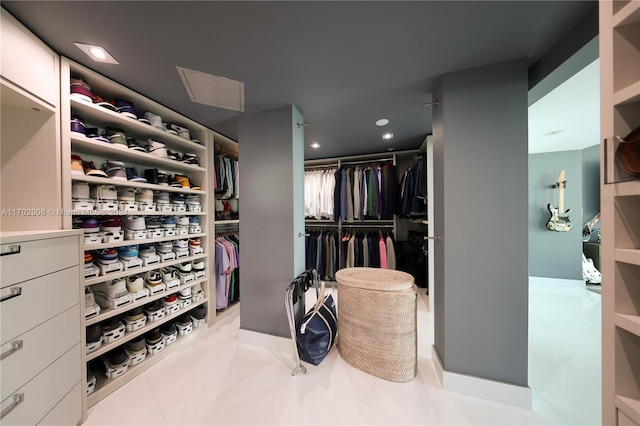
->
xmin=335 ymin=267 xmax=417 ymax=382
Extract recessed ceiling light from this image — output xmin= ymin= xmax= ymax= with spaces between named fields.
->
xmin=387 ymin=147 xmax=395 ymax=151
xmin=543 ymin=129 xmax=565 ymax=136
xmin=382 ymin=132 xmax=394 ymax=140
xmin=376 ymin=118 xmax=389 ymax=127
xmin=310 ymin=142 xmax=321 ymax=149
xmin=74 ymin=42 xmax=119 ymax=64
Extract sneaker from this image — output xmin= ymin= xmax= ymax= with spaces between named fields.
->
xmin=86 ymin=324 xmax=102 ymax=344
xmin=70 ymin=77 xmax=92 ymax=102
xmin=105 ymin=348 xmax=129 ymax=369
xmin=160 ymin=267 xmax=176 ymax=283
xmin=171 ymin=193 xmax=185 ymax=204
xmin=171 ymin=124 xmax=191 ymax=140
xmin=114 ymin=98 xmax=136 ymax=119
xmin=156 ymin=241 xmax=173 ymax=254
xmin=144 ymin=112 xmax=163 ymax=130
xmin=84 ymin=251 xmax=94 ymax=266
xmin=118 ymin=245 xmax=139 ymax=260
xmin=162 ymin=294 xmax=178 ymax=307
xmin=173 ymin=175 xmax=190 ymax=188
xmin=145 ymin=270 xmax=163 ymax=286
xmin=161 ymin=216 xmax=176 ymax=228
xmin=189 ymin=216 xmax=200 ymax=226
xmin=117 ymin=187 xmax=136 ymax=202
xmin=72 ymin=181 xmax=90 ymax=199
xmin=70 ymin=115 xmax=85 ymax=135
xmin=91 ymin=185 xmax=117 ymax=201
xmin=188 ymin=237 xmax=201 ymax=248
xmin=125 ymin=167 xmax=147 ymax=183
xmin=176 ymin=261 xmax=192 ymax=273
xmin=145 ymin=217 xmax=163 ymax=229
xmin=136 ymin=189 xmax=154 ymax=203
xmin=144 ymin=169 xmax=159 ymax=184
xmin=139 ymin=244 xmax=156 ymax=257
xmin=79 ymin=217 xmax=100 ymax=233
xmin=83 ymin=160 xmax=108 ymax=178
xmin=104 ymin=127 xmax=127 ymax=147
xmin=126 ymin=137 xmax=146 ymax=152
xmin=157 ymin=170 xmax=169 ymax=186
xmin=178 ymin=286 xmax=191 ymax=300
xmin=190 ymin=305 xmax=207 ymax=321
xmin=185 ymin=195 xmax=200 ymax=205
xmin=91 ymin=93 xmax=117 ymax=112
xmin=144 ymin=300 xmax=164 ymax=318
xmin=160 ymin=321 xmax=177 ymax=336
xmin=84 ymin=127 xmax=110 ymax=143
xmin=147 ymin=139 xmax=167 ymax=158
xmin=144 ymin=326 xmax=163 ymax=345
xmin=176 ymin=216 xmax=189 ymax=227
xmin=126 ymin=275 xmax=144 ymax=292
xmin=123 ymin=305 xmax=145 ymax=322
xmin=92 ymin=278 xmax=128 ymax=298
xmin=164 ymin=122 xmax=177 ymax=135
xmin=94 ymin=248 xmax=119 ymax=264
xmin=166 ymin=150 xmax=181 ymax=161
xmin=105 ymin=160 xmax=127 ymax=180
xmin=101 ymin=216 xmax=124 ymax=232
xmin=71 ymin=156 xmax=86 ymax=175
xmin=154 ymin=191 xmax=170 ymax=205
xmin=176 ymin=312 xmax=192 ymax=326
xmin=191 ymin=282 xmax=203 ymax=295
xmin=192 ymin=259 xmax=205 ymax=272
xmin=173 ymin=239 xmax=188 ymax=249
xmin=181 ymin=153 xmax=199 ymax=166
xmin=124 ymin=216 xmax=146 ymax=231
xmin=126 ymin=335 xmax=146 ymax=353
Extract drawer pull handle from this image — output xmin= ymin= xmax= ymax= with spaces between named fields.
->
xmin=0 ymin=340 xmax=23 ymax=360
xmin=0 ymin=287 xmax=22 ymax=303
xmin=0 ymin=393 xmax=24 ymax=419
xmin=0 ymin=245 xmax=21 ymax=256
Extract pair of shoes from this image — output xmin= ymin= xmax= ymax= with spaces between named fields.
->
xmin=582 ymin=254 xmax=602 ymax=284
xmin=92 ymin=278 xmax=128 ymax=299
xmin=124 ymin=216 xmax=146 ymax=231
xmin=103 ymin=127 xmax=127 ymax=148
xmin=91 ymin=185 xmax=117 ymax=201
xmin=71 ymin=114 xmax=85 ymax=135
xmin=91 ymin=93 xmax=117 ymax=111
xmin=71 ymin=155 xmax=107 ymax=178
xmin=70 ymin=77 xmax=92 ymax=102
xmin=114 ymin=99 xmax=136 ymax=120
xmin=147 ymin=139 xmax=167 ymax=158
xmin=136 ymin=189 xmax=154 ymax=204
xmin=118 ymin=245 xmax=139 ymax=260
xmin=101 ymin=216 xmax=124 ymax=232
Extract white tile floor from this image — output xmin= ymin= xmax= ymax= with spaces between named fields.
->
xmin=84 ymin=277 xmax=601 ymax=425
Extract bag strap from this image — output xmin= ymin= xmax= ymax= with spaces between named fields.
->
xmin=300 ymin=281 xmax=327 ymax=334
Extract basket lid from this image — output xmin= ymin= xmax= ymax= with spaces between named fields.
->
xmin=335 ymin=267 xmax=414 ymax=291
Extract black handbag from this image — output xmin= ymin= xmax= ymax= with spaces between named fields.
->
xmin=295 ymin=283 xmax=337 ymax=366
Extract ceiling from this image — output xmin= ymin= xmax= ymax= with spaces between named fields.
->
xmin=528 ymin=57 xmax=600 ymax=154
xmin=2 ymin=1 xmax=596 ymax=160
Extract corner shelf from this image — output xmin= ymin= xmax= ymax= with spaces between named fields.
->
xmin=615 ymin=395 xmax=640 ymax=425
xmin=615 ymin=249 xmax=640 ymax=266
xmin=615 ymin=313 xmax=640 ymax=338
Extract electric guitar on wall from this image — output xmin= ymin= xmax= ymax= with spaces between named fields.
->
xmin=546 ymin=170 xmax=572 ymax=232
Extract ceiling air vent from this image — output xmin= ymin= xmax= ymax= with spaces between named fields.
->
xmin=177 ymin=66 xmax=244 ymax=112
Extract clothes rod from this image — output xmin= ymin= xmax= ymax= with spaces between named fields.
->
xmin=341 ymin=224 xmax=395 ymax=228
xmin=304 ymin=163 xmax=339 ymax=170
xmin=340 ymin=158 xmax=394 ymax=166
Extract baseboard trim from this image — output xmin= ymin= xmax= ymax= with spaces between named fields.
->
xmin=238 ymin=328 xmax=293 ymax=354
xmin=432 ymin=346 xmax=532 ymax=409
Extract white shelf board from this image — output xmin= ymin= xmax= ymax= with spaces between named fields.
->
xmin=1 ymin=78 xmax=55 ymax=112
xmin=215 ymin=219 xmax=240 ymax=226
xmin=71 ymin=175 xmax=205 ymax=194
xmin=613 ymin=180 xmax=640 ymax=197
xmin=614 ymin=81 xmax=640 ymax=105
xmin=615 ymin=249 xmax=640 ymax=266
xmin=615 ymin=313 xmax=640 ymax=337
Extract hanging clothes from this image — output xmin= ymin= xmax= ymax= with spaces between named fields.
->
xmin=304 ymin=229 xmax=338 ymax=281
xmin=398 ymin=157 xmax=426 ymax=218
xmin=304 ymin=168 xmax=336 ymax=220
xmin=214 ymin=150 xmax=239 ymax=200
xmin=339 ymin=230 xmax=396 ymax=271
xmin=215 ymin=233 xmax=240 ymax=309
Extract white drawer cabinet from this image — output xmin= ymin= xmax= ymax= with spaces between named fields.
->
xmin=0 ymin=230 xmax=84 ymax=425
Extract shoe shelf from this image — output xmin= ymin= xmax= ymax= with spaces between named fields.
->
xmin=613 ymin=81 xmax=640 ymax=105
xmin=87 ymin=324 xmax=205 ymax=407
xmin=85 ymin=297 xmax=208 ymax=362
xmin=85 ymin=277 xmax=208 ymax=326
xmin=71 ymin=135 xmax=205 ymax=174
xmin=615 ymin=313 xmax=640 ymax=338
xmin=615 ymin=249 xmax=640 ymax=266
xmin=616 ymin=395 xmax=640 ymax=425
xmin=83 ymin=233 xmax=207 ymax=251
xmin=71 ymin=175 xmax=205 ymax=194
xmin=84 ymin=253 xmax=207 ymax=286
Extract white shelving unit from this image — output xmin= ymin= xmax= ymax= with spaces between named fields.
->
xmin=59 ymin=57 xmax=222 ymax=407
xmin=600 ymin=1 xmax=640 ymax=425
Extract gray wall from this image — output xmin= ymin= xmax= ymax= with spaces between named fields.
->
xmin=528 ymin=147 xmax=599 ymax=280
xmin=433 ymin=59 xmax=529 ymax=387
xmin=528 ymin=151 xmax=582 ymax=279
xmin=238 ymin=105 xmax=305 ymax=338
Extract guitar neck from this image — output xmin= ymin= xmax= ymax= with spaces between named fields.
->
xmin=558 ymin=185 xmax=564 ymax=212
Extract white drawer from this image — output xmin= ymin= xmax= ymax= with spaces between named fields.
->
xmin=1 ymin=266 xmax=79 ymax=344
xmin=0 ymin=345 xmax=80 ymax=426
xmin=1 ymin=236 xmax=78 ymax=287
xmin=1 ymin=305 xmax=80 ymax=401
xmin=37 ymin=382 xmax=82 ymax=426
xmin=0 ymin=11 xmax=59 ymax=107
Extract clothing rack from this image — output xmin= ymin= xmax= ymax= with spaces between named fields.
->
xmin=304 ymin=163 xmax=339 ymax=170
xmin=339 ymin=158 xmax=394 ymax=167
xmin=342 ymin=223 xmax=394 ymax=229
